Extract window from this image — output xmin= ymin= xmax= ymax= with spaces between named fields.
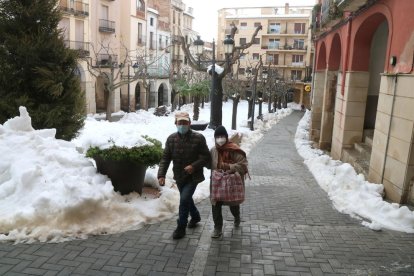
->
xmin=240 ymin=53 xmax=246 ymax=60
xmin=291 ymin=70 xmax=302 ymax=81
xmin=173 ymin=10 xmax=176 ymax=24
xmin=293 ymin=39 xmax=305 ymax=49
xmin=267 ymin=54 xmax=279 ymax=65
xmin=269 ymin=23 xmax=280 ymax=34
xmin=150 ymin=17 xmax=154 ymax=26
xmin=137 ymin=23 xmax=143 ymax=44
xmin=240 ymin=22 xmax=247 ymax=29
xmin=159 ymin=35 xmax=162 ymax=49
xmin=269 ymin=38 xmax=280 ymax=49
xmin=239 ymin=37 xmax=246 ymax=45
xmin=254 ymin=22 xmax=261 ymax=27
xmin=150 ymin=32 xmax=154 ymax=49
xmin=238 ymin=68 xmax=246 ymax=75
xmin=294 ymin=23 xmax=306 ymax=34
xmin=253 ymin=38 xmax=260 ymax=44
xmin=292 ymin=55 xmax=304 ymax=63
xmin=136 ymin=0 xmax=144 ymax=11
xmin=252 ymin=53 xmax=259 ymax=60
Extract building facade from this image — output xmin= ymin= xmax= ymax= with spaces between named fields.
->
xmin=311 ymin=0 xmax=414 ymax=204
xmin=59 ymin=0 xmax=196 ymax=114
xmin=217 ymin=4 xmax=314 ymax=107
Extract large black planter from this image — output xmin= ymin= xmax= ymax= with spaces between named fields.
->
xmin=190 ymin=123 xmax=208 ymax=131
xmin=93 ymin=156 xmax=147 ymax=195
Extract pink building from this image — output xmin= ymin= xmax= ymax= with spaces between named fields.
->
xmin=311 ymin=0 xmax=414 ymax=204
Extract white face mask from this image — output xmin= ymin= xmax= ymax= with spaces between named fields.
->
xmin=215 ymin=137 xmax=226 ymax=146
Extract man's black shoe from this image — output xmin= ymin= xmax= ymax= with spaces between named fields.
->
xmin=173 ymin=226 xmax=186 ymax=239
xmin=187 ymin=217 xmax=201 ymax=228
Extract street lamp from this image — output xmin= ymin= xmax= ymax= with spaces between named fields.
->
xmin=258 ymin=69 xmax=267 ymax=120
xmin=193 ymin=34 xmax=234 ymax=129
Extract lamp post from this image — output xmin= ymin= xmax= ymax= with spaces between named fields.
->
xmin=193 ymin=34 xmax=234 ymax=129
xmin=258 ymin=69 xmax=267 ymax=120
xmin=127 ymin=62 xmax=139 ymax=112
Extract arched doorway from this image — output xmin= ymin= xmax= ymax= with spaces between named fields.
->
xmin=364 ymin=20 xmax=388 ymax=130
xmin=158 ymin=84 xmax=164 ymax=106
xmin=95 ymin=74 xmax=108 ymax=113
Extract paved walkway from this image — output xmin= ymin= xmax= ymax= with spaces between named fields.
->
xmin=1 ymin=111 xmax=413 ymax=275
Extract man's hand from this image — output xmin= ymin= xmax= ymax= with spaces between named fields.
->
xmin=158 ymin=177 xmax=165 ymax=186
xmin=184 ymin=165 xmax=193 ymax=174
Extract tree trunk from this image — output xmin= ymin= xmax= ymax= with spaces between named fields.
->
xmin=248 ymin=99 xmax=253 ymax=119
xmin=193 ymin=96 xmax=200 ymax=121
xmin=209 ymin=74 xmax=224 ymax=129
xmin=231 ymin=95 xmax=240 ymax=130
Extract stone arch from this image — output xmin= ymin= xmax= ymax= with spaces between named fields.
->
xmin=95 ymin=74 xmax=108 ymax=113
xmin=133 ymin=82 xmax=146 ymax=111
xmin=350 ymin=13 xmax=389 ymax=71
xmin=328 ymin=34 xmax=342 ymax=71
xmin=316 ymin=42 xmax=327 ymax=70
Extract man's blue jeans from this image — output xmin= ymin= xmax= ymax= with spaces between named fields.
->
xmin=177 ymin=182 xmax=200 ymax=226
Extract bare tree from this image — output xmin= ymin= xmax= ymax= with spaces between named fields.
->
xmin=179 ymin=24 xmax=262 ymax=128
xmin=83 ymin=42 xmax=168 ymax=120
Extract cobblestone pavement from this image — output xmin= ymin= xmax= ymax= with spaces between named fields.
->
xmin=1 ymin=111 xmax=413 ymax=276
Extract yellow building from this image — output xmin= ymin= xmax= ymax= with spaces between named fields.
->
xmin=217 ymin=3 xmax=314 ymax=107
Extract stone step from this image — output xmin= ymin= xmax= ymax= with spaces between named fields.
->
xmin=354 ymin=142 xmax=372 ymax=159
xmin=364 ymin=135 xmax=373 ymax=147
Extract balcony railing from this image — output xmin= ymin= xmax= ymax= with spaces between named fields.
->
xmin=96 ymin=54 xmax=118 ymax=67
xmin=59 ymin=0 xmax=89 ymax=16
xmin=335 ymin=0 xmax=368 ymax=12
xmin=158 ymin=21 xmax=170 ymax=31
xmin=136 ymin=7 xmax=145 ymax=18
xmin=261 ymin=44 xmax=308 ymax=51
xmin=291 ymin=62 xmax=305 ymax=67
xmin=64 ymin=40 xmax=90 ymax=57
xmin=99 ymin=19 xmax=115 ymax=33
xmin=321 ymin=0 xmax=343 ymax=27
xmin=171 ymin=0 xmax=185 ymax=11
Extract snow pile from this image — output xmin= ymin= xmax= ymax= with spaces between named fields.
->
xmin=295 ymin=110 xmax=414 ymax=233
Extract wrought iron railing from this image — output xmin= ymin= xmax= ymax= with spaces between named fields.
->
xmin=96 ymin=54 xmax=118 ymax=67
xmin=99 ymin=19 xmax=115 ymax=33
xmin=59 ymin=0 xmax=89 ymax=16
xmin=64 ymin=40 xmax=90 ymax=57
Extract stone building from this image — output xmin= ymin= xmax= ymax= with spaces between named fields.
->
xmin=311 ymin=0 xmax=414 ymax=204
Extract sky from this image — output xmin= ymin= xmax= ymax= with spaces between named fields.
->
xmin=182 ymin=0 xmax=316 ymax=40
xmin=0 ymin=101 xmax=413 ymax=244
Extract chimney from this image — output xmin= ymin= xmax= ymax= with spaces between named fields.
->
xmin=285 ymin=3 xmax=289 ymax=14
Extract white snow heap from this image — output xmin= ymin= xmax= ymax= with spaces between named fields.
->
xmin=3 ymin=106 xmax=35 ymax=132
xmin=207 ymin=64 xmax=224 ymax=75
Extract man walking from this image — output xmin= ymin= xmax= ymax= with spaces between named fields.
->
xmin=158 ymin=112 xmax=211 ymax=239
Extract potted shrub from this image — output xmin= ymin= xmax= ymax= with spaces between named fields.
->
xmin=86 ymin=135 xmax=163 ymax=195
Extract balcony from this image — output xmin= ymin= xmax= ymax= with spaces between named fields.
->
xmin=171 ymin=0 xmax=185 ymax=11
xmin=291 ymin=62 xmax=305 ymax=67
xmin=136 ymin=7 xmax=145 ymax=19
xmin=64 ymin=40 xmax=90 ymax=57
xmin=99 ymin=19 xmax=115 ymax=33
xmin=96 ymin=54 xmax=118 ymax=67
xmin=335 ymin=0 xmax=368 ymax=13
xmin=158 ymin=21 xmax=170 ymax=32
xmin=59 ymin=0 xmax=89 ymax=17
xmin=321 ymin=0 xmax=343 ymax=28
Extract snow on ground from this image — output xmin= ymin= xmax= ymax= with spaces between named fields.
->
xmin=0 ymin=101 xmax=292 ymax=243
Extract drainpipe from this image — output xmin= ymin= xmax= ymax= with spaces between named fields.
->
xmin=380 ymin=74 xmax=397 ymax=187
xmin=340 ymin=17 xmax=352 ymax=96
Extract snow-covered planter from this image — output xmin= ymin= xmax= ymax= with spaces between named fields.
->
xmin=86 ymin=136 xmax=163 ymax=195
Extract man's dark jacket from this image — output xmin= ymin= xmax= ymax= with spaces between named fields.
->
xmin=158 ymin=129 xmax=211 ymax=185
